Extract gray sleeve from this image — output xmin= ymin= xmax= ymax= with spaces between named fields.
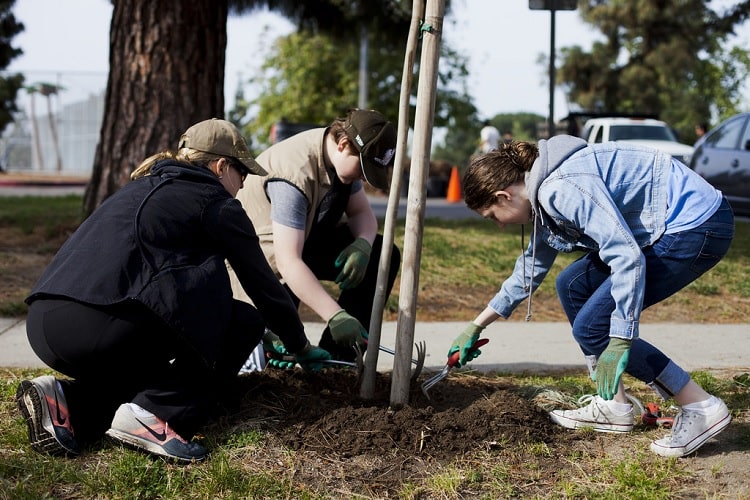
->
xmin=265 ymin=180 xmax=308 ymax=230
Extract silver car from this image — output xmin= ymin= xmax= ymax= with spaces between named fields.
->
xmin=690 ymin=113 xmax=750 ymax=216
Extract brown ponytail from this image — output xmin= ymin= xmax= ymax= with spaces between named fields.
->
xmin=463 ymin=141 xmax=539 ymax=210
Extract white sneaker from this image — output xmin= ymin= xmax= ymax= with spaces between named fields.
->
xmin=549 ymin=395 xmax=634 ymax=433
xmin=650 ymin=398 xmax=731 ymax=458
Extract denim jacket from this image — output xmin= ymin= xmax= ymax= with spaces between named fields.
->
xmin=488 ymin=135 xmax=672 ymax=340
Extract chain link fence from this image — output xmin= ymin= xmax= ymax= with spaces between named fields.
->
xmin=0 ymin=71 xmax=106 ymax=176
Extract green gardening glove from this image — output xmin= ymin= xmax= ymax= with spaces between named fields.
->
xmin=448 ymin=322 xmax=486 ymax=367
xmin=593 ymin=337 xmax=631 ymax=400
xmin=327 ymin=310 xmax=368 ymax=348
xmin=262 ymin=329 xmax=296 ymax=370
xmin=334 ymin=238 xmax=372 ymax=290
xmin=294 ymin=342 xmax=332 ymax=372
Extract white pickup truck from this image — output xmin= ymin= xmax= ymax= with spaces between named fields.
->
xmin=580 ymin=117 xmax=694 ymax=166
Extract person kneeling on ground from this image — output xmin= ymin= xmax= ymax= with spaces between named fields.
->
xmin=446 ymin=137 xmax=734 ymax=458
xmin=230 ymin=108 xmax=401 ymax=363
xmin=16 ymin=118 xmax=330 ymax=462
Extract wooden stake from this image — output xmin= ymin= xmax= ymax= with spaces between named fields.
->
xmin=390 ymin=0 xmax=445 ymax=408
xmin=360 ymin=0 xmax=425 ymax=400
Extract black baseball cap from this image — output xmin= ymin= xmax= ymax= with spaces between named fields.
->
xmin=343 ymin=109 xmax=396 ymax=190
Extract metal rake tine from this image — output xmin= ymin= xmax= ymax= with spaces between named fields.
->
xmin=421 ymin=374 xmax=443 ymax=399
xmin=352 ymin=343 xmax=365 ymax=378
xmin=422 ymin=374 xmax=443 ymax=390
xmin=421 ymin=368 xmax=448 ymax=393
xmin=378 ymin=344 xmax=421 ymax=365
xmin=410 ymin=341 xmax=426 ymax=383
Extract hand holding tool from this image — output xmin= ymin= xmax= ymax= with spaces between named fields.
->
xmin=262 ymin=329 xmax=295 ymax=369
xmin=266 ymin=352 xmax=358 ymax=370
xmin=448 ymin=323 xmax=486 ymax=367
xmin=422 ymin=338 xmax=489 ymax=398
xmin=327 ymin=310 xmax=368 ymax=348
xmin=294 ymin=342 xmax=331 ymax=372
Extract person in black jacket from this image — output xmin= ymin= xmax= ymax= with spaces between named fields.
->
xmin=15 ymin=118 xmax=330 ymax=462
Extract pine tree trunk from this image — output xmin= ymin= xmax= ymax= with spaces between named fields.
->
xmin=83 ymin=0 xmax=228 ymax=215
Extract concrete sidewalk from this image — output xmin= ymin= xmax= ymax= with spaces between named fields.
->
xmin=2 ymin=317 xmax=748 ymax=375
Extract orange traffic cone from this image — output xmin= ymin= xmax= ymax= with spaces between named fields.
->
xmin=446 ymin=165 xmax=462 ymax=203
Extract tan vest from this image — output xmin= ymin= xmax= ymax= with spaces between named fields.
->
xmin=232 ymin=128 xmax=332 ymax=300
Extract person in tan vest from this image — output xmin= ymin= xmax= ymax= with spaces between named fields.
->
xmin=231 ymin=109 xmax=401 ymax=362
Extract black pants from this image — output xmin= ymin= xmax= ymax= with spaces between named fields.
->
xmin=294 ymin=224 xmax=401 ymax=361
xmin=26 ymin=298 xmax=264 ymax=443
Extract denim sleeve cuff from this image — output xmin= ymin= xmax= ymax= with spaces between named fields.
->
xmin=488 ymin=294 xmax=513 ymax=319
xmin=609 ymin=317 xmax=639 ymax=340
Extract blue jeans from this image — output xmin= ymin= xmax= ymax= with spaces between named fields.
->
xmin=555 ymin=198 xmax=735 ymax=397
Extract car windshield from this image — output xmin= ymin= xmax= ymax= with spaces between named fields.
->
xmin=610 ymin=125 xmax=677 ymax=142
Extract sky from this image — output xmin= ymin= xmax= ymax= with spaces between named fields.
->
xmin=6 ymin=0 xmax=750 ymax=123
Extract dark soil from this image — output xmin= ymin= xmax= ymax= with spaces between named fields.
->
xmin=231 ymin=369 xmax=563 ymax=462
xmin=213 ymin=367 xmax=589 ymax=497
xmin=208 ymin=367 xmax=750 ymax=498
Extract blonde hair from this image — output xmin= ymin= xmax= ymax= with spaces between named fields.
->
xmin=463 ymin=141 xmax=539 ymax=210
xmin=130 ymin=148 xmax=223 ymax=180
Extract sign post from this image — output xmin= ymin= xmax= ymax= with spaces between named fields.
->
xmin=529 ymin=0 xmax=577 ymax=138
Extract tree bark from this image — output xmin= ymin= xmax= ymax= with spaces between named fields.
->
xmin=83 ymin=0 xmax=228 ymax=215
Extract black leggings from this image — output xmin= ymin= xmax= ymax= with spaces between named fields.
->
xmin=26 ymin=298 xmax=264 ymax=442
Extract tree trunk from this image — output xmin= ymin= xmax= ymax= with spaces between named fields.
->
xmin=83 ymin=0 xmax=228 ymax=215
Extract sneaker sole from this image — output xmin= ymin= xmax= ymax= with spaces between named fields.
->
xmin=550 ymin=412 xmax=634 ymax=433
xmin=15 ymin=379 xmax=78 ymax=456
xmin=105 ymin=428 xmax=204 ymax=463
xmin=650 ymin=411 xmax=732 ymax=458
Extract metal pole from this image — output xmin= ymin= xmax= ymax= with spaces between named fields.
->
xmin=548 ymin=5 xmax=556 ymax=138
xmin=358 ymin=25 xmax=368 ymax=108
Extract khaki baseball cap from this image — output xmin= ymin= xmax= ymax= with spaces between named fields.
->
xmin=178 ymin=118 xmax=267 ymax=176
xmin=343 ymin=109 xmax=396 ymax=190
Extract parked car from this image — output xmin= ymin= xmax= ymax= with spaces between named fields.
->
xmin=690 ymin=113 xmax=750 ymax=216
xmin=580 ymin=117 xmax=694 ymax=166
xmin=269 ymin=119 xmax=321 ymax=144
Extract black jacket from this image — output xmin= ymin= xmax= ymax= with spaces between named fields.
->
xmin=27 ymin=160 xmax=308 ymax=358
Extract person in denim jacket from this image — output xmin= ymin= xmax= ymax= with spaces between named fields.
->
xmin=448 ymin=136 xmax=735 ymax=458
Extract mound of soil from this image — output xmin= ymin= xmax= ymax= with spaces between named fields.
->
xmin=211 ymin=368 xmax=749 ymax=497
xmin=230 ymin=368 xmax=563 ymax=462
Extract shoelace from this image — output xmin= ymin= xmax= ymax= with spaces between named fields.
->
xmin=576 ymin=393 xmax=641 ymax=411
xmin=577 ymin=394 xmax=596 ymax=407
xmin=663 ymin=410 xmax=686 ymax=443
xmin=573 ymin=395 xmax=605 ymax=417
